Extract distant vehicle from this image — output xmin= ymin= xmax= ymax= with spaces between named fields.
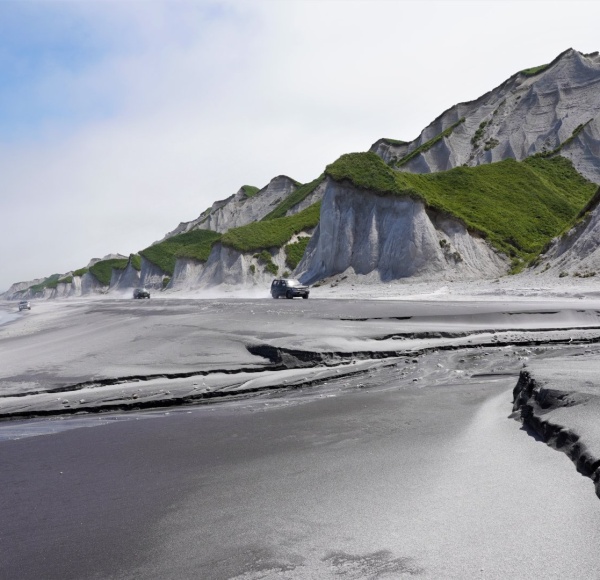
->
xmin=271 ymin=278 xmax=310 ymax=299
xmin=133 ymin=288 xmax=150 ymax=299
xmin=18 ymin=300 xmax=31 ymax=311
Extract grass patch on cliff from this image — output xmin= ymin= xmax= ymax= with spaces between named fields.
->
xmin=395 ymin=118 xmax=465 ymax=167
xmin=521 ymin=63 xmax=550 ymax=77
xmin=140 ymin=230 xmax=222 ymax=275
xmin=73 ymin=267 xmax=89 ymax=277
xmin=130 ymin=254 xmax=142 ymax=271
xmin=325 ymin=152 xmax=597 ymax=266
xmin=262 ymin=175 xmax=325 ymax=221
xmin=285 ymin=236 xmax=311 ymax=270
xmin=222 ymin=202 xmax=320 ymax=252
xmin=89 ymin=258 xmax=129 ymax=286
xmin=28 ymin=274 xmax=62 ymax=293
xmin=241 ymin=185 xmax=260 ymax=197
xmin=254 ymin=250 xmax=278 ymax=275
xmin=534 ymin=120 xmax=592 ymax=158
xmin=378 ymin=137 xmax=407 ymax=146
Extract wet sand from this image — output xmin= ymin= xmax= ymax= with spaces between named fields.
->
xmin=2 ymin=376 xmax=599 ymax=579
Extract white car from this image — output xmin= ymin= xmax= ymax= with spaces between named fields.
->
xmin=18 ymin=301 xmax=31 ymax=311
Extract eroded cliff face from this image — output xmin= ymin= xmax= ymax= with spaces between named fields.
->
xmin=110 ymin=263 xmax=141 ymax=291
xmin=372 ymin=49 xmax=600 ymax=185
xmin=161 ymin=175 xmax=300 ymax=240
xmin=297 ymin=179 xmax=508 ymax=284
xmin=3 ymin=279 xmax=45 ymax=300
xmin=138 ymin=258 xmax=167 ymax=290
xmin=530 ymin=192 xmax=600 ymax=277
xmin=168 ymin=232 xmax=314 ymax=292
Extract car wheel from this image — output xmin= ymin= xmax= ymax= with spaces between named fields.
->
xmin=286 ymin=291 xmax=293 ymax=299
xmin=302 ymin=295 xmax=308 ymax=299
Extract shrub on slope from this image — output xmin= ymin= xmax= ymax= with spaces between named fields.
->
xmin=241 ymin=185 xmax=260 ymax=197
xmin=140 ymin=230 xmax=222 ymax=275
xmin=285 ymin=236 xmax=311 ymax=270
xmin=222 ymin=202 xmax=321 ymax=252
xmin=325 ymin=152 xmax=597 ymax=266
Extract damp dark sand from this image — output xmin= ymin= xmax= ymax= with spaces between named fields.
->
xmin=1 ymin=296 xmax=600 ymax=579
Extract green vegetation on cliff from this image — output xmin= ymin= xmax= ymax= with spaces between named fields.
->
xmin=255 ymin=250 xmax=278 ymax=275
xmin=29 ymin=274 xmax=62 ymax=293
xmin=534 ymin=120 xmax=592 ymax=158
xmin=521 ymin=63 xmax=550 ymax=77
xmin=89 ymin=258 xmax=129 ymax=286
xmin=262 ymin=175 xmax=325 ymax=221
xmin=395 ymin=118 xmax=465 ymax=167
xmin=241 ymin=185 xmax=260 ymax=197
xmin=222 ymin=202 xmax=320 ymax=252
xmin=325 ymin=152 xmax=597 ymax=266
xmin=129 ymin=254 xmax=142 ymax=271
xmin=140 ymin=229 xmax=222 ymax=275
xmin=285 ymin=236 xmax=311 ymax=270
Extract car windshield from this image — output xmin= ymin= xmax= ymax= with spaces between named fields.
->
xmin=286 ymin=280 xmax=301 ymax=287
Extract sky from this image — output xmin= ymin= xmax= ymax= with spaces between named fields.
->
xmin=1 ymin=0 xmax=599 ymax=292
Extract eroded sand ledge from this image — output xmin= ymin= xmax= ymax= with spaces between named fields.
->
xmin=513 ymin=356 xmax=600 ymax=498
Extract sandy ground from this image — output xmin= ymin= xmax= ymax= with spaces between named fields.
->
xmin=2 ymin=279 xmax=600 ymax=578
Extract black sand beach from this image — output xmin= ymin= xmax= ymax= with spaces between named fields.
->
xmin=2 ymin=295 xmax=600 ymax=578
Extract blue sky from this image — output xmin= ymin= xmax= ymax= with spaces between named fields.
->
xmin=0 ymin=2 xmax=119 ymax=140
xmin=1 ymin=0 xmax=599 ymax=292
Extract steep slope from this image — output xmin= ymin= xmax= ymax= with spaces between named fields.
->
xmin=529 ymin=190 xmax=600 ymax=277
xmin=168 ymin=203 xmax=320 ymax=290
xmin=3 ymin=255 xmax=132 ymax=300
xmin=371 ymin=49 xmax=600 ymax=185
xmin=297 ymin=153 xmax=597 ymax=283
xmin=161 ymin=175 xmax=300 ymax=239
xmin=298 ymin=181 xmax=507 ymax=283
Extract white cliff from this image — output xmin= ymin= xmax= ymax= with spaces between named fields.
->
xmin=161 ymin=175 xmax=300 ymax=239
xmin=372 ymin=49 xmax=600 ymax=185
xmin=297 ymin=179 xmax=508 ymax=284
xmin=529 ymin=191 xmax=600 ymax=276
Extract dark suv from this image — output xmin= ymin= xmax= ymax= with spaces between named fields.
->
xmin=133 ymin=288 xmax=150 ymax=299
xmin=271 ymin=278 xmax=309 ymax=299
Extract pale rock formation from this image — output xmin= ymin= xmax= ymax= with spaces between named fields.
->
xmin=372 ymin=49 xmax=600 ymax=185
xmin=2 ymin=279 xmax=46 ymax=300
xmin=161 ymin=175 xmax=300 ymax=240
xmin=297 ymin=179 xmax=508 ymax=284
xmin=110 ymin=260 xmax=141 ymax=291
xmin=169 ymin=231 xmax=315 ymax=291
xmin=139 ymin=257 xmax=168 ymax=290
xmin=80 ymin=272 xmax=107 ymax=295
xmin=530 ymin=191 xmax=600 ymax=276
xmin=286 ymin=180 xmax=327 ymax=216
